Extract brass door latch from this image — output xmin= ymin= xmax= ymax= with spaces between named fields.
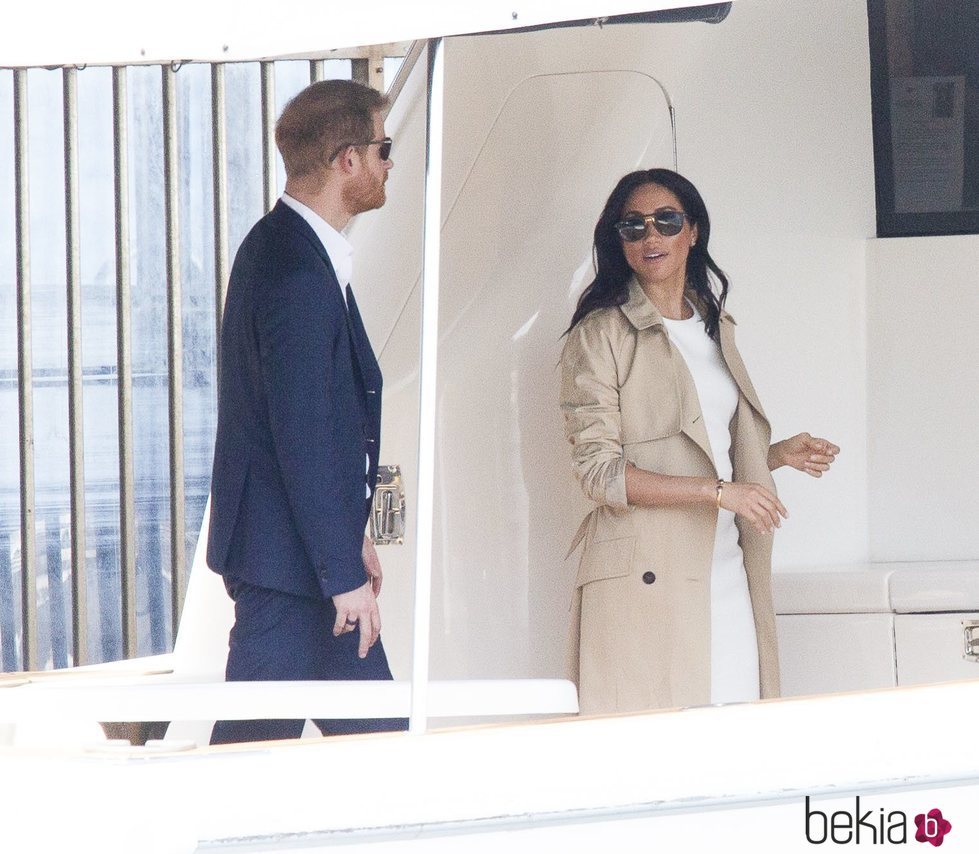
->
xmin=370 ymin=464 xmax=405 ymax=545
xmin=963 ymin=620 xmax=979 ymax=663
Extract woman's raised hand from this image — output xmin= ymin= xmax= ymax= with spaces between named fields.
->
xmin=769 ymin=433 xmax=840 ymax=477
xmin=719 ymin=481 xmax=787 ymax=535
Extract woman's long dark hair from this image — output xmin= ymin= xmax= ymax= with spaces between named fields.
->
xmin=565 ymin=168 xmax=730 ymax=339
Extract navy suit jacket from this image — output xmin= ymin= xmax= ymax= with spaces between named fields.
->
xmin=207 ymin=201 xmax=382 ymax=600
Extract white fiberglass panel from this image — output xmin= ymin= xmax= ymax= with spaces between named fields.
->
xmin=894 ymin=613 xmax=979 ymax=687
xmin=432 ymin=68 xmax=671 ymax=680
xmin=354 ymin=29 xmax=676 ymax=684
xmin=777 ymin=613 xmax=897 ymax=697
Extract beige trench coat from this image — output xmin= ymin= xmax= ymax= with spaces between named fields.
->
xmin=560 ymin=278 xmax=780 ymax=715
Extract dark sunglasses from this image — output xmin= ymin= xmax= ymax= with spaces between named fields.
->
xmin=328 ymin=136 xmax=393 ymax=163
xmin=614 ymin=210 xmax=691 ymax=241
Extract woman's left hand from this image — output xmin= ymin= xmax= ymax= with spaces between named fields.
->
xmin=769 ymin=433 xmax=840 ymax=477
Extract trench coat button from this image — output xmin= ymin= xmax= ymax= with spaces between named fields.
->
xmin=642 ymin=571 xmax=656 ymax=585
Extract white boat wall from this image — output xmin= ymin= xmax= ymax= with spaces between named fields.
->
xmin=2 ymin=0 xmax=979 ymax=850
xmin=350 ymin=5 xmax=979 ymax=697
xmin=349 ymin=27 xmax=676 ymax=688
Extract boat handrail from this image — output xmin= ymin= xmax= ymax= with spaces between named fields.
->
xmin=384 ymin=40 xmax=425 ymax=115
xmin=0 ymin=678 xmax=579 ymax=723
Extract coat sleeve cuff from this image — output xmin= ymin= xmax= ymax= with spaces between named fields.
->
xmin=604 ymin=454 xmax=628 ymax=510
xmin=315 ymin=551 xmax=367 ymax=600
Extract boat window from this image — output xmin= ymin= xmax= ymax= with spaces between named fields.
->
xmin=868 ymin=0 xmax=979 ymax=236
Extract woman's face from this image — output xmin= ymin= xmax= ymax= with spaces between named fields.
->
xmin=618 ymin=183 xmax=698 ymax=290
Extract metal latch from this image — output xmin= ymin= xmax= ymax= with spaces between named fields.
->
xmin=370 ymin=464 xmax=405 ymax=545
xmin=963 ymin=620 xmax=979 ymax=663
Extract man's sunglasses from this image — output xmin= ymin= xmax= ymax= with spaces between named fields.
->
xmin=614 ymin=210 xmax=691 ymax=241
xmin=328 ymin=137 xmax=393 ymax=163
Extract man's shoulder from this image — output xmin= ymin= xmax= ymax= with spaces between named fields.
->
xmin=235 ymin=207 xmax=332 ymax=280
xmin=245 ymin=205 xmax=319 ymax=255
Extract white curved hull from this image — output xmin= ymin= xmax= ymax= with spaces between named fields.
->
xmin=2 ymin=681 xmax=977 ymax=852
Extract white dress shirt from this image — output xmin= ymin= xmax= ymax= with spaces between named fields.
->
xmin=281 ymin=192 xmax=353 ymax=296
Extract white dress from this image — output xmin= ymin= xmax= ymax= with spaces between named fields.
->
xmin=661 ymin=301 xmax=760 ymax=704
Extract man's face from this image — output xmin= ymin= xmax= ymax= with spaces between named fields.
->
xmin=343 ymin=110 xmax=393 ymax=215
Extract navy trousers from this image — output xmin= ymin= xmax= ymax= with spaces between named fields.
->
xmin=210 ymin=579 xmax=407 ymax=744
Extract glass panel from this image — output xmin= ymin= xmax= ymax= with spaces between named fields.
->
xmin=78 ymin=66 xmax=122 ymax=664
xmin=127 ymin=65 xmax=172 ymax=656
xmin=177 ymin=63 xmax=217 ymax=581
xmin=384 ymin=56 xmax=405 ymax=90
xmin=225 ymin=63 xmax=264 ymax=256
xmin=274 ymin=61 xmax=314 ymax=199
xmin=27 ymin=67 xmax=71 ymax=670
xmin=323 ymin=59 xmax=352 ymax=82
xmin=869 ymin=0 xmax=979 ymax=235
xmin=0 ymin=69 xmax=24 ymax=671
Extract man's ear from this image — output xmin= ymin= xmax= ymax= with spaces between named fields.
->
xmin=334 ymin=145 xmax=359 ymax=176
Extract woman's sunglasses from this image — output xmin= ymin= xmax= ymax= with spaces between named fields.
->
xmin=614 ymin=210 xmax=691 ymax=241
xmin=328 ymin=137 xmax=393 ymax=163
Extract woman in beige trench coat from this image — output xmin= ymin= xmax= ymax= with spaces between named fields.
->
xmin=560 ymin=169 xmax=839 ymax=715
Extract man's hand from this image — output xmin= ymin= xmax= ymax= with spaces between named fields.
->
xmin=332 ymin=581 xmax=380 ymax=659
xmin=362 ymin=535 xmax=383 ymax=597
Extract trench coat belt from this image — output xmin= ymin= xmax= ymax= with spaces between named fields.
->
xmin=565 ymin=511 xmax=595 ymax=560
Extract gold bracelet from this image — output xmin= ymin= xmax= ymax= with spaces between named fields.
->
xmin=716 ymin=478 xmax=725 ymax=510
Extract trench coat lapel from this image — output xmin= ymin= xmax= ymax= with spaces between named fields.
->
xmin=673 ymin=352 xmax=715 ymax=469
xmin=717 ymin=311 xmax=768 ymax=423
xmin=621 ymin=279 xmax=715 ymax=469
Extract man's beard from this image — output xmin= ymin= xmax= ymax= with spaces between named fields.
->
xmin=344 ymin=170 xmax=386 ymax=215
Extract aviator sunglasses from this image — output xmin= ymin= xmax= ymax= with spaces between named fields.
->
xmin=614 ymin=209 xmax=691 ymax=241
xmin=328 ymin=136 xmax=393 ymax=163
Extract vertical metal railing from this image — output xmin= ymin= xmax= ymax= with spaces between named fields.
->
xmin=211 ymin=64 xmax=229 ymax=369
xmin=260 ymin=61 xmax=277 ymax=212
xmin=112 ymin=66 xmax=138 ymax=659
xmin=63 ymin=66 xmax=88 ymax=666
xmin=163 ymin=65 xmax=187 ymax=640
xmin=14 ymin=68 xmax=38 ymax=672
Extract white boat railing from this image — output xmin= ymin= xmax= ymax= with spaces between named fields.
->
xmin=0 ymin=677 xmax=578 ymax=724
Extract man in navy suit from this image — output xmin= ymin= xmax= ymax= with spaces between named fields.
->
xmin=207 ymin=80 xmax=405 ymax=743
